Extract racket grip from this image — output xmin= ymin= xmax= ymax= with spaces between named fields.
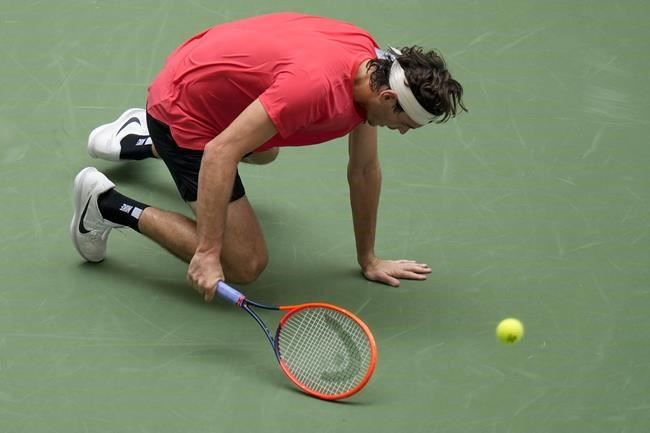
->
xmin=216 ymin=281 xmax=245 ymax=305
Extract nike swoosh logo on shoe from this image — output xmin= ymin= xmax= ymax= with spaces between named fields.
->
xmin=78 ymin=197 xmax=92 ymax=234
xmin=116 ymin=117 xmax=141 ymax=135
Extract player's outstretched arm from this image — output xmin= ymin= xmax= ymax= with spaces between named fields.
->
xmin=347 ymin=123 xmax=431 ymax=287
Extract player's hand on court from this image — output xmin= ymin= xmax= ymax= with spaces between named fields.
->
xmin=362 ymin=258 xmax=431 ymax=287
xmin=187 ymin=252 xmax=224 ymax=302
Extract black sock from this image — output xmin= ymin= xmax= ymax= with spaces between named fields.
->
xmin=97 ymin=189 xmax=149 ymax=232
xmin=119 ymin=134 xmax=155 ymax=160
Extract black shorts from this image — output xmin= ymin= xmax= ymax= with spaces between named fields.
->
xmin=146 ymin=113 xmax=245 ymax=203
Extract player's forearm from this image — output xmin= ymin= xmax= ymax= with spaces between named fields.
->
xmin=348 ymin=162 xmax=381 ymax=269
xmin=194 ymin=141 xmax=239 ymax=258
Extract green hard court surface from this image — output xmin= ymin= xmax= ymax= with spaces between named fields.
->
xmin=1 ymin=1 xmax=649 ymax=432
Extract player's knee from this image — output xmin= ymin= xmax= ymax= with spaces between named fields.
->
xmin=262 ymin=147 xmax=279 ymax=164
xmin=235 ymin=251 xmax=268 ymax=284
xmin=242 ymin=147 xmax=279 ymax=165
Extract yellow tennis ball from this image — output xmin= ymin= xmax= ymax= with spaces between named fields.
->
xmin=496 ymin=318 xmax=524 ymax=344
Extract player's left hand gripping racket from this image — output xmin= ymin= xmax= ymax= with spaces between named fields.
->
xmin=216 ymin=281 xmax=377 ymax=400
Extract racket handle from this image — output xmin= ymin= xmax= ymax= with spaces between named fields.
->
xmin=216 ymin=281 xmax=245 ymax=305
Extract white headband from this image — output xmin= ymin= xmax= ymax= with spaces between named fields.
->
xmin=386 ymin=49 xmax=436 ymax=126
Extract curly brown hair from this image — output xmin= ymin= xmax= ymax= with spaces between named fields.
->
xmin=367 ymin=46 xmax=467 ymax=123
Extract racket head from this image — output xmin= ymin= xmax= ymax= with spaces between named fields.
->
xmin=274 ymin=303 xmax=377 ymax=400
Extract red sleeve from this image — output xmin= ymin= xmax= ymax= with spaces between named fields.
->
xmin=259 ymin=68 xmax=330 ymax=138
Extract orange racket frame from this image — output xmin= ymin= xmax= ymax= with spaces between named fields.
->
xmin=216 ymin=281 xmax=377 ymax=400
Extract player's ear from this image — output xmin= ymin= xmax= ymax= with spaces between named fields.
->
xmin=379 ymin=89 xmax=398 ymax=104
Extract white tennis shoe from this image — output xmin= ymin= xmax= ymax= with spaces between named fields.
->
xmin=70 ymin=167 xmax=123 ymax=262
xmin=88 ymin=108 xmax=149 ymax=161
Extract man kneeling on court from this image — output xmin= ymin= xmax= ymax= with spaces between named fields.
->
xmin=70 ymin=13 xmax=466 ymax=301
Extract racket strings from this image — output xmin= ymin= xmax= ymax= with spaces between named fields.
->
xmin=277 ymin=308 xmax=372 ymax=396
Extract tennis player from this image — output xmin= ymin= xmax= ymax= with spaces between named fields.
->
xmin=70 ymin=13 xmax=466 ymax=301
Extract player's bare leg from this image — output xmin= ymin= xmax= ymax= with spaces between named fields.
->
xmin=138 ymin=197 xmax=268 ymax=283
xmin=241 ymin=147 xmax=279 ymax=165
xmin=71 ymin=167 xmax=267 ymax=284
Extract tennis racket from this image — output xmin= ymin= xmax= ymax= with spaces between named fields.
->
xmin=216 ymin=281 xmax=377 ymax=400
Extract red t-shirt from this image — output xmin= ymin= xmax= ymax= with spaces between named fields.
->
xmin=146 ymin=13 xmax=378 ymax=152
